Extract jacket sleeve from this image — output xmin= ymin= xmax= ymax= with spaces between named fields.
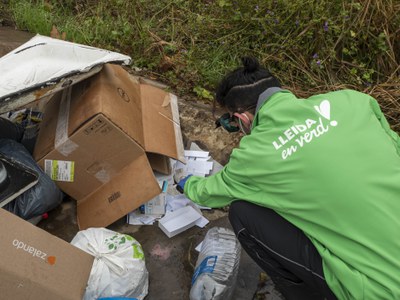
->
xmin=183 ymin=145 xmax=261 ymax=208
xmin=369 ymin=96 xmax=400 ymax=153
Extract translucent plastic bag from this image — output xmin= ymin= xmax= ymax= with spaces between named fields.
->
xmin=71 ymin=228 xmax=149 ymax=300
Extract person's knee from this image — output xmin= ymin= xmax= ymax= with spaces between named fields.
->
xmin=228 ymin=200 xmax=244 ymax=220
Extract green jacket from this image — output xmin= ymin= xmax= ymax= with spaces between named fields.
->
xmin=184 ymin=89 xmax=400 ymax=299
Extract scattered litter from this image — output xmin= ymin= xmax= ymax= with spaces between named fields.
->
xmin=184 ymin=150 xmax=210 ymax=159
xmin=140 ymin=180 xmax=168 ymax=215
xmin=126 ymin=143 xmax=219 ymax=238
xmin=174 ymin=149 xmax=214 ymax=179
xmin=127 ymin=210 xmax=158 ymax=225
xmin=194 ymin=214 xmax=210 ymax=228
xmin=166 ymin=193 xmax=191 ymax=211
xmin=158 ymin=205 xmax=204 ymax=238
xmin=195 ymin=241 xmax=203 ymax=252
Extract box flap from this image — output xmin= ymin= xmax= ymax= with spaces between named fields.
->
xmin=0 ymin=209 xmax=93 ymax=300
xmin=68 ymin=64 xmax=145 ymax=148
xmin=77 ymin=153 xmax=161 ymax=229
xmin=140 ymin=82 xmax=186 ymax=163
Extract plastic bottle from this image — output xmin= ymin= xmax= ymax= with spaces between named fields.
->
xmin=190 ymin=227 xmax=241 ymax=300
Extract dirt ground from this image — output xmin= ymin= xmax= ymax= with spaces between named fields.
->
xmin=0 ymin=26 xmax=285 ymax=299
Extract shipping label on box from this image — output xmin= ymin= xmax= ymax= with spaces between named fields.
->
xmin=44 ymin=159 xmax=75 ymax=182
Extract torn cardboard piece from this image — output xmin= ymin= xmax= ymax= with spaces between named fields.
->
xmin=33 ymin=64 xmax=185 ymax=229
xmin=0 ymin=208 xmax=94 ymax=300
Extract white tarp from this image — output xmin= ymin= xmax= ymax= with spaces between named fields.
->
xmin=0 ymin=34 xmax=131 ymax=113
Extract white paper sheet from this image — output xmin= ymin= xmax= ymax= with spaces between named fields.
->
xmin=158 ymin=206 xmax=203 ymax=238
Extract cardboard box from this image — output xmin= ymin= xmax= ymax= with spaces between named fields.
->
xmin=33 ymin=64 xmax=185 ymax=229
xmin=0 ymin=208 xmax=94 ymax=299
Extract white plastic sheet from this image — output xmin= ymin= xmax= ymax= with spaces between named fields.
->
xmin=0 ymin=34 xmax=131 ymax=112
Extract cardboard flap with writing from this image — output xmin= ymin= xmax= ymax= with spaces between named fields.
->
xmin=0 ymin=209 xmax=93 ymax=300
xmin=68 ymin=64 xmax=145 ymax=148
xmin=140 ymin=83 xmax=186 ymax=163
xmin=77 ymin=153 xmax=161 ymax=229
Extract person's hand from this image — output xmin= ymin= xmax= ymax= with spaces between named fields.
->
xmin=176 ymin=174 xmax=192 ymax=193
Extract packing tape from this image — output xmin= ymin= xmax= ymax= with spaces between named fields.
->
xmin=54 ymin=86 xmax=78 ymax=156
xmin=169 ymin=94 xmax=186 ymax=163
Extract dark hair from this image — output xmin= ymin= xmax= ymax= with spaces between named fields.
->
xmin=215 ymin=57 xmax=281 ymax=112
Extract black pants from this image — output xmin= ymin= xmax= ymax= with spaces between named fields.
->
xmin=229 ymin=200 xmax=337 ymax=300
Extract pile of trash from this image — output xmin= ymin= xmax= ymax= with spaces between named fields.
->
xmin=0 ymin=34 xmax=241 ymax=300
xmin=128 ymin=143 xmax=222 ymax=236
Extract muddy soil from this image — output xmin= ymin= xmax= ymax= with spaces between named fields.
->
xmin=178 ymin=98 xmax=242 ymax=165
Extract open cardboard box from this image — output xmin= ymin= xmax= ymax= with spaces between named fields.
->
xmin=0 ymin=208 xmax=94 ymax=299
xmin=33 ymin=64 xmax=185 ymax=229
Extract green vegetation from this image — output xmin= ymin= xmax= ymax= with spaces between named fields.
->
xmin=5 ymin=0 xmax=400 ymax=128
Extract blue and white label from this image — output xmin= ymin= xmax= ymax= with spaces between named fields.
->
xmin=191 ymin=255 xmax=217 ymax=285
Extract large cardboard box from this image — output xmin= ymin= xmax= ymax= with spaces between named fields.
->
xmin=0 ymin=208 xmax=94 ymax=299
xmin=33 ymin=64 xmax=185 ymax=229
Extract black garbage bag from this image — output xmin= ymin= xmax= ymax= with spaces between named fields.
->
xmin=0 ymin=139 xmax=63 ymax=219
xmin=0 ymin=117 xmax=24 ymax=141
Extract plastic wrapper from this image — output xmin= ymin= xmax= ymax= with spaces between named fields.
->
xmin=190 ymin=227 xmax=241 ymax=300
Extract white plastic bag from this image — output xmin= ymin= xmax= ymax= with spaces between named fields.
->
xmin=71 ymin=228 xmax=148 ymax=300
